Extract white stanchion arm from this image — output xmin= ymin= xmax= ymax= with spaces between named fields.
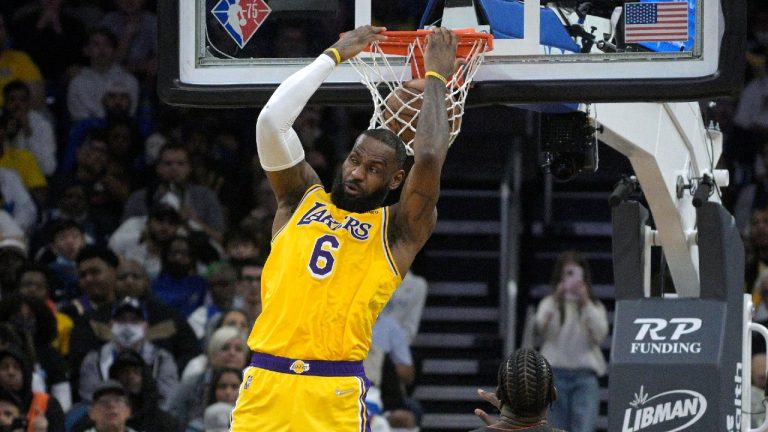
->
xmin=750 ymin=321 xmax=768 ymax=432
xmin=587 ymin=102 xmax=724 ymax=298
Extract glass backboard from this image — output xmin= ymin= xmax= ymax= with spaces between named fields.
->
xmin=158 ymin=0 xmax=746 ymax=107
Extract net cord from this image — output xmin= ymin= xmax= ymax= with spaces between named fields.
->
xmin=348 ymin=36 xmax=488 ymax=155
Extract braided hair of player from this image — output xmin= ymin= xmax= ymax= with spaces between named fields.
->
xmin=497 ymin=348 xmax=557 ymax=418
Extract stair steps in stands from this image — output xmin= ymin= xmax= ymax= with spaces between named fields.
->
xmin=410 ymin=188 xmax=505 ymax=432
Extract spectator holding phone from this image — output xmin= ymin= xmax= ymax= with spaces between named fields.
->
xmin=534 ymin=251 xmax=608 ymax=432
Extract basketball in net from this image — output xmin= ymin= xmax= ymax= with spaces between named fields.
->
xmin=381 ymin=79 xmax=463 ymax=146
xmin=347 ymin=29 xmax=493 ymax=155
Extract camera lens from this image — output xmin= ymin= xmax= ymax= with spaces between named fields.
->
xmin=550 ymin=155 xmax=577 ymax=182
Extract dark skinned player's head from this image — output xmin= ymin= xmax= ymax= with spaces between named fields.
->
xmin=331 ymin=128 xmax=407 ymax=213
xmin=496 ymin=348 xmax=558 ymax=419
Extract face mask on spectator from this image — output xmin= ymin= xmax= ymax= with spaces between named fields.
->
xmin=111 ymin=323 xmax=145 ymax=347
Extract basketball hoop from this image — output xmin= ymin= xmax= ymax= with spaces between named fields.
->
xmin=348 ymin=29 xmax=493 ymax=155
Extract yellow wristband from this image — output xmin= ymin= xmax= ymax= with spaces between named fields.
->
xmin=425 ymin=71 xmax=448 ymax=85
xmin=325 ymin=48 xmax=342 ymax=65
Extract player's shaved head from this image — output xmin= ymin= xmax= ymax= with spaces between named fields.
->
xmin=362 ymin=128 xmax=407 ymax=170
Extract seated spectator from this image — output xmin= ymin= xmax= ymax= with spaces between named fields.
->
xmin=0 ymin=168 xmax=36 ymax=234
xmin=15 ymin=264 xmax=74 ymax=358
xmin=186 ymin=367 xmax=241 ymax=432
xmin=242 ymin=177 xmax=278 ymax=248
xmin=35 ymin=182 xmax=114 ymax=249
xmin=0 ymin=13 xmax=45 ymax=110
xmin=69 ymin=349 xmax=180 ymax=432
xmin=109 ymin=350 xmax=179 ymax=432
xmin=183 ymin=310 xmax=253 ymax=380
xmin=0 ymin=387 xmax=26 ymax=431
xmin=188 ymin=263 xmax=237 ymax=340
xmin=202 ymin=402 xmax=235 ymax=432
xmin=64 ymin=247 xmax=119 ymax=403
xmin=381 ymin=271 xmax=428 ymax=344
xmin=234 ymin=259 xmax=263 ymax=323
xmin=0 ymin=346 xmax=65 ymax=432
xmin=34 ymin=220 xmax=86 ymax=305
xmin=67 ymin=28 xmax=139 ymax=122
xmin=0 ymin=295 xmax=70 ymax=412
xmin=79 ymin=297 xmax=178 ymax=404
xmin=181 ymin=121 xmax=255 ymax=224
xmin=122 ymin=144 xmax=225 ymax=244
xmin=0 ymin=238 xmax=27 ymax=297
xmin=142 ymin=106 xmax=181 ymax=167
xmin=151 ymin=236 xmax=207 ymax=318
xmin=2 ymin=80 xmax=56 ymax=176
xmin=373 ymin=315 xmax=415 ymax=387
xmin=209 ymin=129 xmax=256 ymax=224
xmin=206 ymin=368 xmax=241 ymax=409
xmin=108 ymin=203 xmax=182 ymax=279
xmin=63 ymin=79 xmax=142 ymax=176
xmin=368 ymin=315 xmax=418 ymax=430
xmin=222 ymin=229 xmax=261 ymax=270
xmin=103 ymin=117 xmax=145 ymax=181
xmin=7 ymin=0 xmax=87 ymax=96
xmin=67 ymin=260 xmax=200 ymax=394
xmin=471 ymin=348 xmax=562 ymax=432
xmin=99 ymin=0 xmax=157 ymax=82
xmin=56 ymin=130 xmax=131 ymax=228
xmin=10 ymin=0 xmax=86 ymax=118
xmin=61 ymin=246 xmax=118 ymax=324
xmin=167 ymin=327 xmax=248 ymax=429
xmin=84 ymin=380 xmax=136 ymax=432
xmin=202 ymin=309 xmax=251 ymax=348
xmin=0 ymin=113 xmax=46 ymax=205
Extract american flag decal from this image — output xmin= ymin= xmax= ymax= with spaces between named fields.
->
xmin=624 ymin=2 xmax=689 ymax=43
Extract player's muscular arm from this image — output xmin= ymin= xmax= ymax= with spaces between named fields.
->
xmin=257 ymin=25 xmax=388 ymax=232
xmin=390 ymin=28 xmax=457 ymax=272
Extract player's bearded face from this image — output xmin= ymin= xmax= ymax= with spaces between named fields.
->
xmin=330 ymin=170 xmax=389 ymax=213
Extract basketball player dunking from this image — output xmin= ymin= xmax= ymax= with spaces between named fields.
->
xmin=230 ymin=25 xmax=458 ymax=431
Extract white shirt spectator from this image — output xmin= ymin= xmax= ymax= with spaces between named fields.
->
xmin=381 ymin=271 xmax=427 ymax=344
xmin=108 ymin=216 xmax=162 ymax=279
xmin=187 ymin=302 xmax=222 ymax=341
xmin=0 ymin=168 xmax=36 ymax=232
xmin=67 ymin=65 xmax=139 ymax=120
xmin=9 ymin=110 xmax=57 ymax=175
xmin=371 ymin=315 xmax=413 ymax=367
xmin=535 ymin=296 xmax=609 ymax=376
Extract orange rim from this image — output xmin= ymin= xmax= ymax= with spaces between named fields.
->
xmin=364 ymin=28 xmax=494 ymax=57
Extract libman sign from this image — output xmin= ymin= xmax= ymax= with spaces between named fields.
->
xmin=620 ymin=386 xmax=707 ymax=432
xmin=608 ymin=298 xmax=742 ymax=431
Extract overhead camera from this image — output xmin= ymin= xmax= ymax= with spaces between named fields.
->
xmin=538 ymin=111 xmax=599 ymax=182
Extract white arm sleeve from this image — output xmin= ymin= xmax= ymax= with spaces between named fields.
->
xmin=256 ymin=54 xmax=336 ymax=171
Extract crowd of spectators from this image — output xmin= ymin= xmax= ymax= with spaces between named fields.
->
xmin=0 ymin=1 xmax=434 ymax=430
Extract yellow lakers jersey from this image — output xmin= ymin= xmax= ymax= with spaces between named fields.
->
xmin=247 ymin=184 xmax=403 ymax=361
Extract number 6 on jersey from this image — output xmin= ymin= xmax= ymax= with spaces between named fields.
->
xmin=308 ymin=234 xmax=340 ymax=278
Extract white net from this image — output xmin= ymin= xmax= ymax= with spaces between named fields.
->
xmin=348 ymin=33 xmax=489 ymax=155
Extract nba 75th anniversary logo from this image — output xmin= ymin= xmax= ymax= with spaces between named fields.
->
xmin=212 ymin=0 xmax=271 ymax=49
